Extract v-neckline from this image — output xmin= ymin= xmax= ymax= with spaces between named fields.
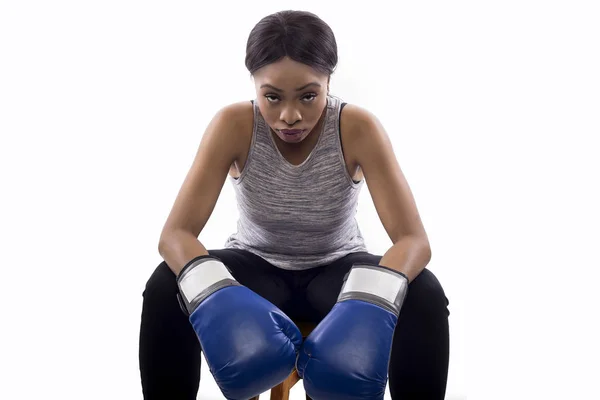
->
xmin=266 ymin=96 xmax=330 ymax=168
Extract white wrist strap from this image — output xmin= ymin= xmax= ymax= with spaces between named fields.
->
xmin=178 ymin=258 xmax=236 ymax=303
xmin=338 ymin=265 xmax=409 ymax=315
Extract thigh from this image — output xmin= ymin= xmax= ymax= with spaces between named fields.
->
xmin=140 ymin=261 xmax=201 ymax=399
xmin=208 ymin=248 xmax=294 ymax=314
xmin=388 ymin=268 xmax=450 ymax=399
xmin=305 ymin=252 xmax=382 ymax=321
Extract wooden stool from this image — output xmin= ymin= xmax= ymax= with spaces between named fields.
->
xmin=250 ymin=321 xmax=316 ymax=400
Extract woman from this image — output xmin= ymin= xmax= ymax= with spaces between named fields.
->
xmin=139 ymin=10 xmax=450 ymax=400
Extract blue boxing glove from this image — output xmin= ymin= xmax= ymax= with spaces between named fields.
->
xmin=176 ymin=255 xmax=303 ymax=400
xmin=296 ymin=263 xmax=409 ymax=400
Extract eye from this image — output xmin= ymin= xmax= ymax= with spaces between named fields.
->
xmin=302 ymin=93 xmax=318 ymax=102
xmin=264 ymin=93 xmax=318 ymax=103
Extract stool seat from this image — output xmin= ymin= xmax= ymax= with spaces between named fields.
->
xmin=296 ymin=321 xmax=318 ymax=338
xmin=250 ymin=321 xmax=317 ymax=400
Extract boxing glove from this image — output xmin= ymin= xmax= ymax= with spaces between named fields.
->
xmin=296 ymin=263 xmax=409 ymax=400
xmin=176 ymin=255 xmax=303 ymax=400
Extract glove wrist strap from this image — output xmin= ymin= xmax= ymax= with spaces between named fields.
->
xmin=337 ymin=264 xmax=409 ymax=316
xmin=176 ymin=255 xmax=240 ymax=314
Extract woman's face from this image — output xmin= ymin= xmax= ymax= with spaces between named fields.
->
xmin=253 ymin=56 xmax=329 ymax=144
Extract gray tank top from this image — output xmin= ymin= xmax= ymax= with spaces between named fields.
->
xmin=223 ymin=94 xmax=368 ymax=270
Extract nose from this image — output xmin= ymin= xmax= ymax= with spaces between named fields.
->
xmin=280 ymin=107 xmax=302 ymax=126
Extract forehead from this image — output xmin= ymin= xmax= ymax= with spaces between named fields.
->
xmin=253 ymin=57 xmax=326 ymax=89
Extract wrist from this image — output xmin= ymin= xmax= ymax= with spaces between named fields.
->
xmin=176 ymin=255 xmax=240 ymax=314
xmin=337 ymin=263 xmax=409 ymax=316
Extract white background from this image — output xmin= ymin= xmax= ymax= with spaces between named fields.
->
xmin=1 ymin=1 xmax=598 ymax=399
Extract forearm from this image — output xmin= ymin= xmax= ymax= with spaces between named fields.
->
xmin=379 ymin=235 xmax=432 ymax=283
xmin=158 ymin=229 xmax=210 ymax=276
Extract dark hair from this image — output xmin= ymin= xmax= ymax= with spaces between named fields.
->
xmin=245 ymin=10 xmax=338 ymax=79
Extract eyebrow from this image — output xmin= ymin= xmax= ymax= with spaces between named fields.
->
xmin=260 ymin=82 xmax=322 ymax=92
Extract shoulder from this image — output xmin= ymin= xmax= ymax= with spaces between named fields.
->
xmin=340 ymin=102 xmax=377 ymax=132
xmin=339 ymin=102 xmax=388 ymax=160
xmin=218 ymin=100 xmax=254 ymax=128
xmin=213 ymin=100 xmax=255 ymax=155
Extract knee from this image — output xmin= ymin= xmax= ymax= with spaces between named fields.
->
xmin=403 ymin=269 xmax=450 ymax=317
xmin=142 ymin=261 xmax=179 ymax=299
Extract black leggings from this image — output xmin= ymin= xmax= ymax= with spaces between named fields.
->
xmin=139 ymin=248 xmax=450 ymax=399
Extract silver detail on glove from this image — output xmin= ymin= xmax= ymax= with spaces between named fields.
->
xmin=337 ymin=265 xmax=409 ymax=316
xmin=177 ymin=257 xmax=240 ymax=314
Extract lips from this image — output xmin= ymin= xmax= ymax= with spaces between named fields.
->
xmin=280 ymin=129 xmax=304 ymax=135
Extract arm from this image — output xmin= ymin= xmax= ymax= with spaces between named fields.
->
xmin=346 ymin=104 xmax=431 ymax=283
xmin=298 ymin=104 xmax=432 ymax=399
xmin=157 ymin=104 xmax=303 ymax=400
xmin=158 ymin=103 xmax=245 ymax=276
